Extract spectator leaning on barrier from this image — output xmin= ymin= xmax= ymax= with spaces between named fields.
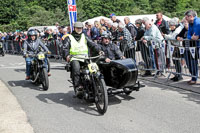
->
xmin=155 ymin=12 xmax=170 ymax=35
xmin=164 ymin=19 xmax=185 ymax=82
xmin=184 ymin=10 xmax=200 ymax=85
xmin=111 ymin=23 xmax=119 ymax=41
xmin=142 ymin=20 xmax=164 ymax=75
xmin=107 ymin=21 xmax=113 ymax=32
xmin=118 ymin=23 xmax=133 ymax=47
xmin=176 ymin=17 xmax=189 ymax=41
xmin=135 ymin=19 xmax=145 ymax=41
xmin=124 ymin=17 xmax=137 ymax=41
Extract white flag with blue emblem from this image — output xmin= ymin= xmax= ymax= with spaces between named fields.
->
xmin=178 ymin=47 xmax=185 ymax=55
xmin=151 ymin=40 xmax=156 ymax=49
xmin=161 ymin=42 xmax=165 ymax=52
xmin=170 ymin=45 xmax=174 ymax=57
xmin=189 ymin=47 xmax=196 ymax=59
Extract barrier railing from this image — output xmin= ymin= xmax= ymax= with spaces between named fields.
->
xmin=3 ymin=38 xmax=200 ymax=81
xmin=164 ymin=39 xmax=200 ymax=81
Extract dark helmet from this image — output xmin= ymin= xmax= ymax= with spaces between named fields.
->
xmin=27 ymin=29 xmax=37 ymax=40
xmin=101 ymin=31 xmax=111 ymax=39
xmin=74 ymin=22 xmax=84 ymax=28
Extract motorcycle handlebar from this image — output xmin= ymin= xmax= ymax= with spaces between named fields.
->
xmin=70 ymin=55 xmax=102 ymax=60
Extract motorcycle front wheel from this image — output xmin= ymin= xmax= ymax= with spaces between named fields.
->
xmin=93 ymin=77 xmax=108 ymax=115
xmin=41 ymin=68 xmax=49 ymax=91
xmin=47 ymin=58 xmax=50 ymax=73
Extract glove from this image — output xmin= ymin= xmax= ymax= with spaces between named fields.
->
xmin=23 ymin=54 xmax=28 ymax=58
xmin=66 ymin=55 xmax=70 ymax=62
xmin=99 ymin=51 xmax=105 ymax=56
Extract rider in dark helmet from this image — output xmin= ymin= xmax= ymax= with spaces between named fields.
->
xmin=23 ymin=29 xmax=51 ymax=80
xmin=99 ymin=31 xmax=125 ymax=63
xmin=63 ymin=21 xmax=102 ymax=96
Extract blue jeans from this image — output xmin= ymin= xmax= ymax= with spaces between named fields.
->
xmin=184 ymin=50 xmax=198 ymax=81
xmin=25 ymin=57 xmax=48 ymax=77
xmin=149 ymin=45 xmax=156 ymax=69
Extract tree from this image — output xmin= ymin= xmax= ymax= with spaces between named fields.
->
xmin=0 ymin=0 xmax=26 ymax=24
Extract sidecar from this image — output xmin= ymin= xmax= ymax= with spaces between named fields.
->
xmin=98 ymin=58 xmax=140 ymax=95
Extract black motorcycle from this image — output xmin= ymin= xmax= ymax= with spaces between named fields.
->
xmin=66 ymin=55 xmax=108 ymax=115
xmin=0 ymin=42 xmax=5 ymax=56
xmin=28 ymin=51 xmax=49 ymax=90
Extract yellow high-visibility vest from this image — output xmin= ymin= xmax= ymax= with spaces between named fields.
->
xmin=69 ymin=34 xmax=88 ymax=62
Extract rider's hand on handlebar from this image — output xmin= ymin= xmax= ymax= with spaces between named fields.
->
xmin=121 ymin=56 xmax=126 ymax=59
xmin=66 ymin=55 xmax=70 ymax=62
xmin=99 ymin=51 xmax=105 ymax=56
xmin=47 ymin=51 xmax=51 ymax=54
xmin=23 ymin=54 xmax=29 ymax=58
xmin=105 ymin=58 xmax=111 ymax=63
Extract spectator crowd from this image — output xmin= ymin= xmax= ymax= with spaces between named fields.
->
xmin=0 ymin=9 xmax=200 ymax=84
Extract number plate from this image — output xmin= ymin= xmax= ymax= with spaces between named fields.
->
xmin=88 ymin=63 xmax=99 ymax=73
xmin=38 ymin=53 xmax=45 ymax=60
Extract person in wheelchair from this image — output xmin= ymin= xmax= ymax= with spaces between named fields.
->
xmin=63 ymin=22 xmax=101 ymax=95
xmin=99 ymin=32 xmax=125 ymax=63
xmin=23 ymin=29 xmax=51 ymax=80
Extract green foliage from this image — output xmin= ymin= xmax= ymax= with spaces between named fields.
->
xmin=0 ymin=0 xmax=199 ymax=32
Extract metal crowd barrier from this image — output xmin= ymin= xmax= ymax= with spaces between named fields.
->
xmin=165 ymin=39 xmax=200 ymax=81
xmin=42 ymin=39 xmax=63 ymax=60
xmin=119 ymin=39 xmax=200 ymax=81
xmin=4 ymin=39 xmax=63 ymax=59
xmin=5 ymin=40 xmax=21 ymax=54
xmin=119 ymin=40 xmax=166 ymax=77
xmin=4 ymin=37 xmax=200 ymax=81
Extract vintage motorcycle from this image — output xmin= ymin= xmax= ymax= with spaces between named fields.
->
xmin=28 ymin=51 xmax=50 ymax=90
xmin=66 ymin=55 xmax=108 ymax=115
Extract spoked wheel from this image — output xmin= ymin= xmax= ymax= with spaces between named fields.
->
xmin=94 ymin=78 xmax=108 ymax=115
xmin=41 ymin=68 xmax=49 ymax=91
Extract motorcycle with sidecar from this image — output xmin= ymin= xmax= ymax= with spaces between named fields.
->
xmin=66 ymin=54 xmax=140 ymax=114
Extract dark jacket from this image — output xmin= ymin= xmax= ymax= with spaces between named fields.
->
xmin=63 ymin=31 xmax=100 ymax=57
xmin=91 ymin=27 xmax=100 ymax=40
xmin=126 ymin=22 xmax=137 ymax=40
xmin=23 ymin=39 xmax=49 ymax=55
xmin=99 ymin=43 xmax=123 ymax=60
xmin=113 ymin=19 xmax=121 ymax=24
xmin=111 ymin=29 xmax=119 ymax=41
xmin=135 ymin=26 xmax=145 ymax=41
xmin=155 ymin=19 xmax=170 ymax=34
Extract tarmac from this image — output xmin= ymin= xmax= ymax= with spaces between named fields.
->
xmin=0 ymin=72 xmax=200 ymax=133
xmin=139 ymin=73 xmax=200 ymax=94
xmin=0 ymin=80 xmax=34 ymax=133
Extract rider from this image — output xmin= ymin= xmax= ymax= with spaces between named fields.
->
xmin=23 ymin=29 xmax=51 ymax=80
xmin=63 ymin=22 xmax=101 ymax=94
xmin=99 ymin=32 xmax=125 ymax=62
